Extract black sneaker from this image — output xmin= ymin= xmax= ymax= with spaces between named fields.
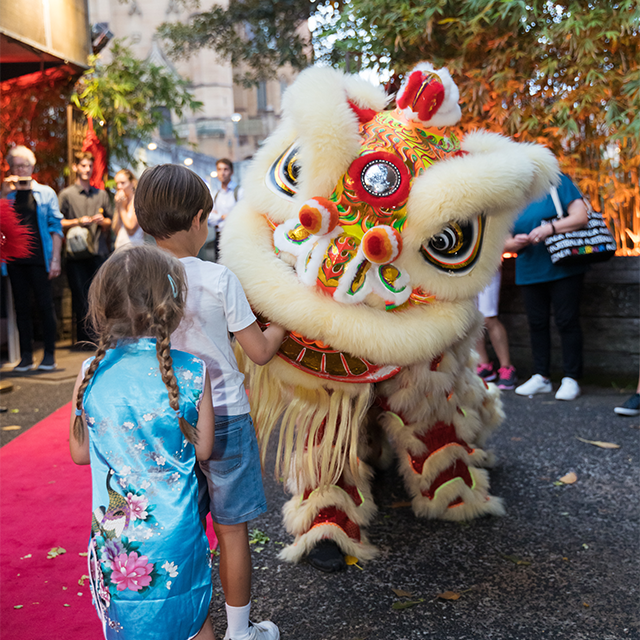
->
xmin=614 ymin=393 xmax=640 ymax=417
xmin=13 ymin=355 xmax=35 ymax=372
xmin=38 ymin=353 xmax=57 ymax=371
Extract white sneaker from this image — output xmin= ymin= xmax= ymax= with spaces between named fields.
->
xmin=515 ymin=374 xmax=552 ymax=396
xmin=555 ymin=377 xmax=581 ymax=401
xmin=225 ymin=621 xmax=280 ymax=640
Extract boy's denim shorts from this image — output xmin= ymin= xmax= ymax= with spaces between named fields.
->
xmin=196 ymin=413 xmax=267 ymax=525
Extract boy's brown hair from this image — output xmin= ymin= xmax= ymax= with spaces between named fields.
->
xmin=135 ymin=164 xmax=212 ymax=240
xmin=73 ymin=151 xmax=94 ymax=164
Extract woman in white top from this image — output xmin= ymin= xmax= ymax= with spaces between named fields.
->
xmin=113 ymin=169 xmax=144 ymax=249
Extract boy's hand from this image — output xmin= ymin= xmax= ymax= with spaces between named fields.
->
xmin=234 ymin=321 xmax=286 ymax=366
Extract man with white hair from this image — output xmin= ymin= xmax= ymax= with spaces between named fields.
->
xmin=2 ymin=146 xmax=63 ymax=371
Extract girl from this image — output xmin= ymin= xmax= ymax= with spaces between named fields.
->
xmin=113 ymin=169 xmax=144 ymax=249
xmin=69 ymin=244 xmax=216 ymax=640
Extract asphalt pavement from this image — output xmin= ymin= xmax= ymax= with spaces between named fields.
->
xmin=1 ymin=349 xmax=638 ymax=640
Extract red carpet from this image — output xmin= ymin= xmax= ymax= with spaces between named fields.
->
xmin=0 ymin=402 xmax=218 ymax=640
xmin=0 ymin=403 xmax=101 ymax=639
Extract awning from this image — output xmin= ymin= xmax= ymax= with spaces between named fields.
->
xmin=0 ymin=0 xmax=91 ymax=81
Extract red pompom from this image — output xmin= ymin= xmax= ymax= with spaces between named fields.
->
xmin=0 ymin=199 xmax=34 ymax=263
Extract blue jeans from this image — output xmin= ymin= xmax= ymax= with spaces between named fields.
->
xmin=197 ymin=413 xmax=267 ymax=525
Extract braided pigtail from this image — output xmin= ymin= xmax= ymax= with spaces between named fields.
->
xmin=73 ymin=337 xmax=110 ymax=443
xmin=155 ymin=319 xmax=199 ymax=445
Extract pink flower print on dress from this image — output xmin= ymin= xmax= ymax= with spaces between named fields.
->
xmin=110 ymin=551 xmax=154 ymax=592
xmin=126 ymin=493 xmax=149 ymax=521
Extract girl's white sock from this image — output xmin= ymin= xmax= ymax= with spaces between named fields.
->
xmin=226 ymin=602 xmax=251 ymax=639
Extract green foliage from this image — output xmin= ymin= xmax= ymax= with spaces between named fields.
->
xmin=158 ymin=0 xmax=313 ymax=86
xmin=71 ymin=40 xmax=203 ymax=169
xmin=158 ymin=0 xmax=639 ymax=252
xmin=318 ymin=0 xmax=640 ymax=253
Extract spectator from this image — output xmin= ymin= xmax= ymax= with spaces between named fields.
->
xmin=507 ymin=172 xmax=589 ymax=401
xmin=59 ymin=152 xmax=112 ymax=348
xmin=199 ymin=158 xmax=242 ymax=262
xmin=113 ymin=168 xmax=143 ymax=249
xmin=2 ymin=146 xmax=63 ymax=371
xmin=475 ymin=267 xmax=517 ymax=389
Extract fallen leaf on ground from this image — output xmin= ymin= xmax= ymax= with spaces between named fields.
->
xmin=47 ymin=547 xmax=66 ymax=559
xmin=345 ymin=555 xmax=363 ymax=570
xmin=78 ymin=575 xmax=89 ymax=586
xmin=20 ymin=554 xmax=32 ymax=560
xmin=437 ymin=591 xmax=461 ymax=600
xmin=503 ymin=554 xmax=532 ymax=566
xmin=391 ymin=588 xmax=413 ymax=598
xmin=391 ymin=501 xmax=412 ymax=508
xmin=559 ymin=472 xmax=577 ymax=484
xmin=392 ymin=599 xmax=424 ymax=610
xmin=14 ymin=605 xmax=23 ymax=609
xmin=576 ymin=437 xmax=620 ymax=449
xmin=78 ymin=552 xmax=88 ymax=557
xmin=2 ymin=425 xmax=21 ymax=431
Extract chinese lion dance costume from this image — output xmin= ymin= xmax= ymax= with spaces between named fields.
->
xmin=222 ymin=63 xmax=558 ymax=570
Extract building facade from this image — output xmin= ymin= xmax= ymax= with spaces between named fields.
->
xmin=87 ymin=0 xmax=298 ymax=183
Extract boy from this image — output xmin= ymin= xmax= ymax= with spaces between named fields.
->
xmin=135 ymin=164 xmax=285 ymax=640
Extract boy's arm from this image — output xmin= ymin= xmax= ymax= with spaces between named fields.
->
xmin=69 ymin=369 xmax=91 ymax=465
xmin=195 ymin=371 xmax=215 ymax=462
xmin=233 ymin=321 xmax=286 ymax=366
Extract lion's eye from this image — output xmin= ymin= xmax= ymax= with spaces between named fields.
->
xmin=361 ymin=160 xmax=402 ymax=198
xmin=420 ymin=215 xmax=485 ymax=275
xmin=267 ymin=143 xmax=300 ymax=199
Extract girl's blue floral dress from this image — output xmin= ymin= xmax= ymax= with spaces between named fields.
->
xmin=81 ymin=338 xmax=212 ymax=640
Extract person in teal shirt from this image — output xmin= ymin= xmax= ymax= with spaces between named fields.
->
xmin=505 ymin=172 xmax=589 ymax=401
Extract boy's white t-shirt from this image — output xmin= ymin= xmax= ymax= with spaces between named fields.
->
xmin=171 ymin=257 xmax=256 ymax=416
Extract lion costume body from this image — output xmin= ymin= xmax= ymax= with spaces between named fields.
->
xmin=221 ymin=64 xmax=558 ymax=564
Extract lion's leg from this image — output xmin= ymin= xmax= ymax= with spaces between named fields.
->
xmin=378 ymin=340 xmax=505 ymax=521
xmin=278 ymin=458 xmax=379 ymax=567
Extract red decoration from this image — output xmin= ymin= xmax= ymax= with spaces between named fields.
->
xmin=409 ymin=421 xmax=474 ymax=475
xmin=396 ymin=71 xmax=445 ymax=122
xmin=311 ymin=507 xmax=361 ymax=542
xmin=361 ymin=225 xmax=402 ymax=264
xmin=347 ymin=151 xmax=411 ymax=210
xmin=347 ymin=100 xmax=378 ymax=125
xmin=0 ymin=200 xmax=33 ymax=262
xmin=0 ymin=200 xmax=34 ymax=263
xmin=81 ymin=117 xmax=107 ymax=190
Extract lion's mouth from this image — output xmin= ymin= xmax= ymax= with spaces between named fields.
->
xmin=258 ymin=319 xmax=401 ymax=383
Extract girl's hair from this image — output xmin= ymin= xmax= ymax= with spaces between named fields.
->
xmin=73 ymin=244 xmax=198 ymax=446
xmin=115 ymin=168 xmax=138 ymax=190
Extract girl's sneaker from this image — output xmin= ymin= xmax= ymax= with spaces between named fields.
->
xmin=497 ymin=366 xmax=517 ymax=390
xmin=476 ymin=362 xmax=496 ymax=382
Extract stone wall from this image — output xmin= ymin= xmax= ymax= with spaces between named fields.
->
xmin=498 ymin=256 xmax=639 ymax=383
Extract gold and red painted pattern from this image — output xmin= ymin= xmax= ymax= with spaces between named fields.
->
xmin=360 ymin=110 xmax=460 ymax=176
xmin=257 ymin=316 xmax=400 ymax=382
xmin=278 ymin=329 xmax=402 ymax=383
